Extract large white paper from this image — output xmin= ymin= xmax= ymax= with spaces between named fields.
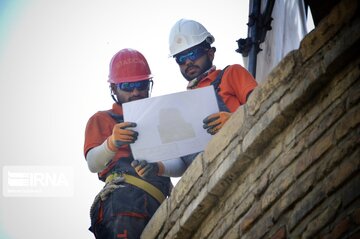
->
xmin=123 ymin=86 xmax=219 ymax=162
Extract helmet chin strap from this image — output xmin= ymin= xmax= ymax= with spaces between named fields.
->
xmin=149 ymin=79 xmax=154 ymax=97
xmin=110 ymin=85 xmax=120 ymax=104
xmin=111 ymin=94 xmax=119 ymax=104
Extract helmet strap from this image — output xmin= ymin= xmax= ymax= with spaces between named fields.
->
xmin=111 ymin=94 xmax=120 ymax=104
xmin=109 ymin=85 xmax=120 ymax=104
xmin=148 ymin=79 xmax=154 ymax=97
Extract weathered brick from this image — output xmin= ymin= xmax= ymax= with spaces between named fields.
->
xmin=283 ymin=113 xmax=307 ymax=147
xmin=307 ymin=126 xmax=334 ymax=162
xmin=247 ymin=51 xmax=297 ymax=116
xmin=234 ymin=192 xmax=255 ymax=221
xmin=207 ymin=144 xmax=251 ymax=196
xmin=346 ymin=80 xmax=360 ymax=109
xmin=321 ymin=17 xmax=360 ymax=75
xmin=206 ymin=211 xmax=234 ymax=239
xmin=206 ymin=135 xmax=244 ymax=178
xmin=295 ymin=130 xmax=333 ymax=178
xmin=322 ymin=130 xmax=359 ymax=177
xmin=255 ymin=140 xmax=283 ymax=184
xmin=269 ymin=226 xmax=287 ymax=239
xmin=194 ymin=178 xmax=241 ymax=239
xmin=204 ymin=106 xmax=246 ymax=164
xmin=272 ymin=165 xmax=317 ymax=222
xmin=339 ymin=170 xmax=360 ymax=208
xmin=243 ymin=103 xmax=287 ymax=158
xmin=279 ymin=56 xmax=327 ymax=118
xmin=269 ymin=137 xmax=305 ymax=182
xmin=302 ymin=199 xmax=341 ymax=239
xmin=170 ymin=153 xmax=204 ymax=211
xmin=324 ymin=216 xmax=351 ymax=239
xmin=179 ymin=186 xmax=217 ymax=231
xmin=239 ymin=203 xmax=262 ymax=233
xmin=306 ymin=101 xmax=345 ymax=146
xmin=334 ymin=105 xmax=360 ymax=142
xmin=261 ymin=170 xmax=294 ymax=213
xmin=289 ymin=186 xmax=326 ymax=231
xmin=349 ymin=231 xmax=360 ymax=239
xmin=141 ymin=199 xmax=169 ymax=239
xmin=192 ymin=207 xmax=222 ymax=239
xmin=328 ymin=60 xmax=360 ymax=109
xmin=299 ymin=0 xmax=358 ymax=62
xmin=284 ymin=99 xmax=318 ymax=147
xmin=166 ymin=206 xmax=182 ymax=233
xmin=325 ymin=149 xmax=360 ymax=195
xmin=290 ymin=150 xmax=359 ymax=233
xmin=242 ymin=213 xmax=274 ymax=239
xmin=352 ymin=208 xmax=360 ymax=225
xmin=163 ymin=221 xmax=191 ymax=239
xmin=223 ymin=222 xmax=240 ymax=239
xmin=254 ymin=172 xmax=269 ymax=199
xmin=224 ymin=174 xmax=254 ymax=217
xmin=287 ymin=59 xmax=360 ymax=148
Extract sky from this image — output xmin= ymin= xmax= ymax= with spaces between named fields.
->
xmin=0 ymin=0 xmax=250 ymax=238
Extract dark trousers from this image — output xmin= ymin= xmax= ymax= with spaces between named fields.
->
xmin=90 ymin=183 xmax=160 ymax=239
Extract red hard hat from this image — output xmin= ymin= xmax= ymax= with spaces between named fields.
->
xmin=108 ymin=48 xmax=152 ymax=83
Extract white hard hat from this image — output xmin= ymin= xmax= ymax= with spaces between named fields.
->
xmin=168 ymin=19 xmax=215 ymax=57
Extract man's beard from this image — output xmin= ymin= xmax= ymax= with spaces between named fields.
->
xmin=183 ymin=58 xmax=212 ymax=81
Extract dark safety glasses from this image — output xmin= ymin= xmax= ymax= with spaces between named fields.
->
xmin=175 ymin=47 xmax=208 ymax=65
xmin=116 ymin=80 xmax=150 ymax=92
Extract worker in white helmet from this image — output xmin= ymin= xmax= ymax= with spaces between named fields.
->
xmin=169 ymin=18 xmax=258 ymax=135
xmin=169 ymin=18 xmax=258 ymax=167
xmin=132 ymin=19 xmax=258 ymax=179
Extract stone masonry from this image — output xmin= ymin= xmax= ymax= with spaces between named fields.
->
xmin=142 ymin=0 xmax=360 ymax=238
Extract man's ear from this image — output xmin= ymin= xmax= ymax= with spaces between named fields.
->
xmin=110 ymin=83 xmax=116 ymax=93
xmin=208 ymin=47 xmax=216 ymax=61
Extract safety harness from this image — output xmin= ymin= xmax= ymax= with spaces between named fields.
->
xmin=99 ymin=110 xmax=166 ymax=204
xmin=211 ymin=65 xmax=229 ymax=91
xmin=211 ymin=66 xmax=230 ymax=112
xmin=105 ymin=173 xmax=165 ymax=203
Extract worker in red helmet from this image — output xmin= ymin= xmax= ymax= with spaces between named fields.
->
xmin=84 ymin=48 xmax=172 ymax=239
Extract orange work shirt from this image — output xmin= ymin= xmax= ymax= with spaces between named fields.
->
xmin=194 ymin=64 xmax=257 ymax=112
xmin=84 ymin=103 xmax=131 ymax=179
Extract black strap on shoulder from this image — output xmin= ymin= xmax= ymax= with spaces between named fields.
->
xmin=210 ymin=66 xmax=231 ymax=112
xmin=211 ymin=65 xmax=230 ymax=92
xmin=107 ymin=111 xmax=124 ymax=123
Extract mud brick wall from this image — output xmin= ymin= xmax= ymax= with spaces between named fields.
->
xmin=142 ymin=0 xmax=360 ymax=238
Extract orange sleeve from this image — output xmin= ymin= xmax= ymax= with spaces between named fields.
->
xmin=83 ymin=112 xmax=114 ymax=157
xmin=220 ymin=64 xmax=257 ymax=112
xmin=228 ymin=64 xmax=257 ymax=104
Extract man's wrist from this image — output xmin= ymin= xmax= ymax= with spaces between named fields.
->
xmin=106 ymin=137 xmax=118 ymax=152
xmin=157 ymin=162 xmax=165 ymax=176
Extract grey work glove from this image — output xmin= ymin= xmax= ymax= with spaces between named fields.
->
xmin=131 ymin=160 xmax=162 ymax=178
xmin=107 ymin=122 xmax=138 ymax=151
xmin=203 ymin=112 xmax=231 ymax=135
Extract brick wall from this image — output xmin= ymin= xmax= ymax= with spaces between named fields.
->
xmin=142 ymin=0 xmax=360 ymax=238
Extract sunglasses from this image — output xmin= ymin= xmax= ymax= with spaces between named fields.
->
xmin=116 ymin=80 xmax=150 ymax=92
xmin=175 ymin=47 xmax=208 ymax=65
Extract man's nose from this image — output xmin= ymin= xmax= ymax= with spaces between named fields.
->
xmin=184 ymin=58 xmax=194 ymax=65
xmin=131 ymin=88 xmax=141 ymax=95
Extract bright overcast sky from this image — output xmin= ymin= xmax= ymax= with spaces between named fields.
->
xmin=0 ymin=0 xmax=249 ymax=238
